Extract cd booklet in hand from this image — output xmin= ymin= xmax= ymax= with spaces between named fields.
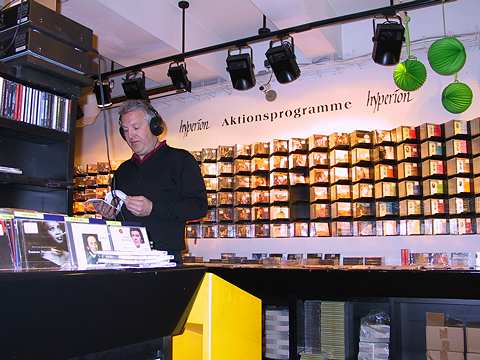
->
xmin=86 ymin=190 xmax=127 ymax=215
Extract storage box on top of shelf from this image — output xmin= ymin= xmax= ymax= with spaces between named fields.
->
xmin=427 ymin=351 xmax=465 ymax=360
xmin=376 ymin=220 xmax=399 ymax=236
xmin=449 ymin=197 xmax=474 ymax=215
xmin=201 ymin=148 xmax=217 ymax=162
xmin=350 ymin=130 xmax=372 ymax=147
xmin=269 ymin=155 xmax=288 ymax=170
xmin=422 ymin=159 xmax=445 ymax=177
xmin=372 ymin=145 xmax=396 ymax=162
xmin=217 ymin=207 xmax=234 ymax=222
xmin=398 ymin=162 xmax=419 ymax=180
xmin=467 ymin=324 xmax=480 ymax=354
xmin=423 ymin=179 xmax=446 ymax=196
xmin=289 ymin=153 xmax=308 ymax=168
xmin=234 ymin=207 xmax=252 ymax=222
xmin=308 ymin=134 xmax=329 ymax=150
xmin=236 ymin=224 xmax=253 ymax=238
xmin=217 ymin=145 xmax=234 ymax=160
xmin=270 ymin=223 xmax=290 ymax=238
xmin=248 ymin=189 xmax=269 ymax=206
xmin=331 ymin=221 xmax=353 ymax=236
xmin=329 ymin=149 xmax=349 ymax=166
xmin=218 ymin=176 xmax=233 ymax=191
xmin=376 ymin=201 xmax=399 ymax=217
xmin=207 ymin=193 xmax=217 ymax=207
xmin=373 ymin=130 xmax=395 ymax=145
xmin=254 ymin=223 xmax=269 ymax=237
xmin=448 ymin=177 xmax=472 ymax=195
xmin=395 ymin=126 xmax=417 ymax=143
xmin=446 ymin=139 xmax=469 ymax=158
xmin=233 ymin=158 xmax=251 ymax=174
xmin=351 ymin=147 xmax=371 ymax=165
xmin=233 ymin=144 xmax=251 ymax=158
xmin=424 ymin=198 xmax=448 ymax=216
xmin=353 ymin=183 xmax=374 ymax=199
xmin=330 ymin=167 xmax=349 ymax=183
xmin=351 ymin=166 xmax=372 ymax=182
xmin=397 ymin=143 xmax=419 ymax=161
xmin=399 ymin=199 xmax=422 ymax=217
xmin=308 ymin=151 xmax=328 ymax=167
xmin=424 ymin=218 xmax=449 ymax=235
xmin=450 ymin=217 xmax=474 ymax=234
xmin=445 ymin=119 xmax=469 ymax=139
xmin=353 ymin=221 xmax=376 ymax=236
xmin=289 ymin=138 xmax=308 ymax=153
xmin=426 ymin=312 xmax=465 ymax=352
xmin=191 ymin=151 xmax=202 ymax=162
xmin=310 ymin=203 xmax=330 ymax=219
xmin=328 ymin=132 xmax=350 ymax=149
xmin=218 ymin=224 xmax=235 ymax=238
xmin=202 ymin=224 xmax=218 ymax=238
xmin=218 ymin=191 xmax=234 ymax=205
xmin=419 ymin=123 xmax=443 ymax=141
xmin=309 ymin=221 xmax=330 ymax=236
xmin=447 ymin=157 xmax=471 ymax=176
xmin=310 ymin=168 xmax=329 ymax=184
xmin=421 ymin=141 xmax=444 ymax=159
xmin=331 ymin=184 xmax=351 ymax=201
xmin=472 ymin=137 xmax=480 ymax=156
xmin=270 ymin=188 xmax=289 ymax=203
xmin=331 ymin=201 xmax=352 ymax=218
xmin=270 ymin=139 xmax=288 ymax=154
xmin=252 ymin=206 xmax=269 ymax=221
xmin=400 ymin=219 xmax=423 ymax=235
xmin=201 ymin=162 xmax=217 ymax=177
xmin=310 ymin=186 xmax=329 ymax=202
xmin=252 ymin=157 xmax=269 ymax=172
xmin=233 ymin=191 xmax=251 ymax=206
xmin=252 ymin=142 xmax=269 ymax=156
xmin=353 ymin=202 xmax=374 ymax=218
xmin=218 ymin=162 xmax=233 ymax=175
xmin=399 ymin=180 xmax=421 ymax=198
xmin=290 ymin=222 xmax=309 ymax=237
xmin=375 ymin=181 xmax=397 ymax=198
xmin=270 ymin=171 xmax=288 ymax=187
xmin=270 ymin=206 xmax=289 ymax=220
xmin=289 ymin=172 xmax=308 ymax=185
xmin=233 ymin=175 xmax=250 ymax=190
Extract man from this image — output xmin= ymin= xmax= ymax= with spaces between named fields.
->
xmin=95 ymin=99 xmax=207 ymax=264
xmin=84 ymin=234 xmax=100 ymax=264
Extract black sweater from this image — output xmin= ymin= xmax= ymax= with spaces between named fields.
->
xmin=114 ymin=145 xmax=207 ymax=251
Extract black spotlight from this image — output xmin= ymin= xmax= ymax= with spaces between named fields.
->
xmin=122 ymin=70 xmax=148 ymax=100
xmin=372 ymin=18 xmax=405 ymax=66
xmin=226 ymin=46 xmax=256 ymax=91
xmin=93 ymin=79 xmax=113 ymax=108
xmin=265 ymin=36 xmax=300 ymax=84
xmin=167 ymin=62 xmax=192 ymax=92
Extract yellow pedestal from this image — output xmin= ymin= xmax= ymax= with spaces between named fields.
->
xmin=173 ymin=272 xmax=261 ymax=360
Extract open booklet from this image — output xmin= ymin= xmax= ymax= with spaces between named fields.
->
xmin=85 ymin=190 xmax=127 ymax=216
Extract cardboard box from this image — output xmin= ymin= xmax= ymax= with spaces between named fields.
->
xmin=427 ymin=350 xmax=465 ymax=360
xmin=426 ymin=326 xmax=465 ymax=352
xmin=467 ymin=353 xmax=480 ymax=360
xmin=467 ymin=326 xmax=480 ymax=353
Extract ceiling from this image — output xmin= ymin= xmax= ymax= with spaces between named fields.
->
xmin=59 ymin=0 xmax=479 ymax=90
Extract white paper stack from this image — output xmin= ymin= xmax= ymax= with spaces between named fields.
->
xmin=321 ymin=301 xmax=346 ymax=360
xmin=265 ymin=307 xmax=290 ymax=360
xmin=358 ymin=323 xmax=390 ymax=360
xmin=96 ymin=250 xmax=176 ymax=268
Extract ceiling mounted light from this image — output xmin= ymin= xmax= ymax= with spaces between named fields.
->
xmin=122 ymin=70 xmax=148 ymax=100
xmin=372 ymin=17 xmax=405 ymax=66
xmin=265 ymin=36 xmax=300 ymax=84
xmin=226 ymin=46 xmax=256 ymax=91
xmin=93 ymin=78 xmax=113 ymax=108
xmin=168 ymin=62 xmax=192 ymax=92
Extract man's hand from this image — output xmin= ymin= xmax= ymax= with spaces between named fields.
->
xmin=125 ymin=196 xmax=153 ymax=217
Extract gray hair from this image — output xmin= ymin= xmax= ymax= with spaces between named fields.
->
xmin=118 ymin=99 xmax=157 ymax=123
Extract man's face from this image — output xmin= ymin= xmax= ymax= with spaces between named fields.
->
xmin=120 ymin=109 xmax=157 ymax=157
xmin=87 ymin=236 xmax=99 ymax=253
xmin=131 ymin=230 xmax=142 ymax=248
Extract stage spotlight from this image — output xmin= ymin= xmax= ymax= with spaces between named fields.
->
xmin=167 ymin=62 xmax=192 ymax=92
xmin=265 ymin=36 xmax=300 ymax=84
xmin=226 ymin=46 xmax=256 ymax=91
xmin=122 ymin=70 xmax=148 ymax=100
xmin=93 ymin=79 xmax=113 ymax=108
xmin=372 ymin=19 xmax=405 ymax=66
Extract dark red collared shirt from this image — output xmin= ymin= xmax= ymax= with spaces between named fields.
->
xmin=131 ymin=140 xmax=167 ymax=165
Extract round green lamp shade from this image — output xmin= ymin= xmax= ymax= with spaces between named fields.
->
xmin=428 ymin=37 xmax=466 ymax=76
xmin=393 ymin=59 xmax=427 ymax=91
xmin=441 ymin=82 xmax=473 ymax=114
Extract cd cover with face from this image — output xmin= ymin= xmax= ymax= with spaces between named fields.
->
xmin=309 ymin=222 xmax=330 ymax=237
xmin=308 ymin=152 xmax=329 ymax=167
xmin=270 ymin=139 xmax=289 ymax=154
xmin=310 ymin=203 xmax=330 ymax=219
xmin=18 ymin=219 xmax=71 ymax=269
xmin=185 ymin=224 xmax=200 ymax=238
xmin=373 ymin=130 xmax=394 ymax=145
xmin=201 ymin=148 xmax=217 ymax=162
xmin=218 ymin=145 xmax=234 ymax=160
xmin=328 ymin=132 xmax=349 ymax=148
xmin=310 ymin=186 xmax=329 ymax=201
xmin=234 ymin=144 xmax=251 ymax=158
xmin=289 ymin=138 xmax=308 ymax=152
xmin=350 ymin=130 xmax=371 ymax=146
xmin=270 ymin=155 xmax=288 ymax=170
xmin=218 ymin=191 xmax=234 ymax=205
xmin=352 ymin=183 xmax=373 ymax=199
xmin=419 ymin=123 xmax=442 ymax=140
xmin=66 ymin=222 xmax=112 ymax=269
xmin=254 ymin=224 xmax=270 ymax=238
xmin=218 ymin=177 xmax=233 ymax=190
xmin=310 ymin=168 xmax=329 ymax=184
xmin=252 ymin=190 xmax=269 ymax=204
xmin=218 ymin=208 xmax=234 ymax=222
xmin=253 ymin=142 xmax=270 ymax=156
xmin=372 ymin=145 xmax=396 ymax=162
xmin=202 ymin=224 xmax=218 ymax=238
xmin=252 ymin=157 xmax=269 ymax=171
xmin=0 ymin=219 xmax=14 ymax=269
xmin=108 ymin=225 xmax=151 ymax=252
xmin=309 ymin=134 xmax=329 ymax=150
xmin=218 ymin=224 xmax=235 ymax=238
xmin=351 ymin=148 xmax=371 ymax=164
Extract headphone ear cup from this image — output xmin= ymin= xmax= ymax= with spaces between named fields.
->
xmin=149 ymin=116 xmax=164 ymax=136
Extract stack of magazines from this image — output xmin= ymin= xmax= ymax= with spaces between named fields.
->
xmin=97 ymin=250 xmax=175 ymax=268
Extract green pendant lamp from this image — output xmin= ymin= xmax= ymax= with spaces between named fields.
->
xmin=441 ymin=81 xmax=473 ymax=114
xmin=428 ymin=37 xmax=466 ymax=75
xmin=393 ymin=14 xmax=427 ymax=91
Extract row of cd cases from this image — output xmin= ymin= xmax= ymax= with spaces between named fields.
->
xmin=186 ymin=217 xmax=479 ymax=238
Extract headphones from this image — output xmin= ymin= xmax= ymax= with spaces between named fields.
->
xmin=119 ymin=101 xmax=165 ymax=140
